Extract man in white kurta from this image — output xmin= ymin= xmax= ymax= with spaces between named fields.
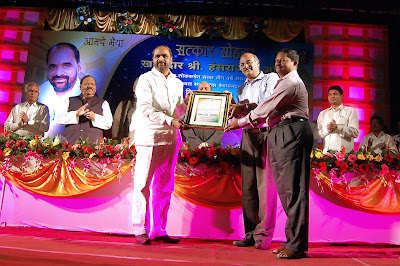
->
xmin=132 ymin=46 xmax=188 ymax=245
xmin=359 ymin=115 xmax=398 ymax=154
xmin=5 ymin=82 xmax=49 ymax=136
xmin=314 ymin=86 xmax=359 ymax=153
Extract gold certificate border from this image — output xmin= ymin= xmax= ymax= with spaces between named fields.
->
xmin=184 ymin=91 xmax=232 ymax=130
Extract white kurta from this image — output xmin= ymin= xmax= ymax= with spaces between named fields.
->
xmin=132 ymin=68 xmax=186 ymax=238
xmin=4 ymin=101 xmax=50 ymax=136
xmin=56 ymin=97 xmax=112 ymax=130
xmin=359 ymin=131 xmax=398 ymax=154
xmin=314 ymin=104 xmax=359 ymax=153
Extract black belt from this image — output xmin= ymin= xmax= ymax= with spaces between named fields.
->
xmin=269 ymin=117 xmax=307 ymax=131
xmin=244 ymin=127 xmax=268 ymax=134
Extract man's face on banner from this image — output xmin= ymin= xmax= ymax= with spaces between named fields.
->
xmin=47 ymin=46 xmax=81 ymax=93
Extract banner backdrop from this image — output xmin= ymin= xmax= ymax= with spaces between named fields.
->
xmin=25 ymin=30 xmax=313 ymax=139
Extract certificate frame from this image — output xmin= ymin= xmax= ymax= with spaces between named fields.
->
xmin=184 ymin=91 xmax=232 ymax=130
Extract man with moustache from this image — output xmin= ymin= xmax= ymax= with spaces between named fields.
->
xmin=183 ymin=81 xmax=224 ymax=149
xmin=314 ymin=86 xmax=359 ymax=153
xmin=132 ymin=45 xmax=189 ymax=245
xmin=39 ymin=43 xmax=82 ymax=138
xmin=5 ymin=82 xmax=49 ymax=137
xmin=56 ymin=75 xmax=112 ymax=144
xmin=226 ymin=48 xmax=313 ymax=259
xmin=229 ymin=53 xmax=279 ymax=250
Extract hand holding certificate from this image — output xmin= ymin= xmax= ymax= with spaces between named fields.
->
xmin=184 ymin=91 xmax=232 ymax=130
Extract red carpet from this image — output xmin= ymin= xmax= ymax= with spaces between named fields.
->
xmin=0 ymin=226 xmax=399 ymax=265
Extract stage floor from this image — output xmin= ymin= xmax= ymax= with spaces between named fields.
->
xmin=0 ymin=227 xmax=398 ymax=265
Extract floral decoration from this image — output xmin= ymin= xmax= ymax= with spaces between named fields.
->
xmin=311 ymin=146 xmax=400 ymax=191
xmin=155 ymin=17 xmax=182 ymax=39
xmin=201 ymin=16 xmax=226 ymax=39
xmin=178 ymin=143 xmax=241 ymax=169
xmin=115 ymin=12 xmax=139 ymax=34
xmin=0 ymin=133 xmax=135 ymax=162
xmin=75 ymin=6 xmax=96 ymax=27
xmin=245 ymin=17 xmax=264 ymax=33
xmin=244 ymin=17 xmax=266 ymax=40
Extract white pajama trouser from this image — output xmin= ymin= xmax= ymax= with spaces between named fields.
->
xmin=132 ymin=144 xmax=179 ymax=238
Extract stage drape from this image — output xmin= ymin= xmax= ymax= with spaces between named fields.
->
xmin=313 ymin=171 xmax=400 ymax=215
xmin=45 ymin=8 xmax=303 ymax=42
xmin=174 ymin=163 xmax=242 ymax=209
xmin=0 ymin=158 xmax=132 ymax=197
xmin=1 ymin=156 xmax=399 ymax=214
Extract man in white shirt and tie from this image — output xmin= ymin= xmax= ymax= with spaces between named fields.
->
xmin=5 ymin=82 xmax=50 ymax=136
xmin=314 ymin=86 xmax=359 ymax=153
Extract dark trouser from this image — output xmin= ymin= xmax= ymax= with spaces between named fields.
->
xmin=267 ymin=120 xmax=313 ymax=252
xmin=240 ymin=130 xmax=277 ymax=243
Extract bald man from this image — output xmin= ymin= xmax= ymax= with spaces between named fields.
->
xmin=5 ymin=82 xmax=50 ymax=136
xmin=183 ymin=81 xmax=224 ymax=149
xmin=132 ymin=45 xmax=190 ymax=245
xmin=230 ymin=53 xmax=279 ymax=250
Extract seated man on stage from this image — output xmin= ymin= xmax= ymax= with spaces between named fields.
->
xmin=183 ymin=81 xmax=224 ymax=149
xmin=4 ymin=82 xmax=50 ymax=137
xmin=56 ymin=75 xmax=112 ymax=144
xmin=314 ymin=85 xmax=359 ymax=153
xmin=112 ymin=77 xmax=138 ymax=146
xmin=392 ymin=121 xmax=400 ymax=151
xmin=359 ymin=115 xmax=398 ymax=154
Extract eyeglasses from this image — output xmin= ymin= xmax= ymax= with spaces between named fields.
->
xmin=239 ymin=60 xmax=255 ymax=69
xmin=82 ymin=82 xmax=95 ymax=87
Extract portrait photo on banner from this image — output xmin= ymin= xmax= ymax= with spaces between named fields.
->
xmin=24 ymin=30 xmax=314 ymax=144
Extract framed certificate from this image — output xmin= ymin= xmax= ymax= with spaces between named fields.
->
xmin=184 ymin=91 xmax=232 ymax=130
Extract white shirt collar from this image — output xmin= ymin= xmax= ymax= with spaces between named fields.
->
xmin=245 ymin=71 xmax=264 ymax=85
xmin=151 ymin=67 xmax=175 ymax=79
xmin=24 ymin=101 xmax=38 ymax=107
xmin=328 ymin=104 xmax=345 ymax=111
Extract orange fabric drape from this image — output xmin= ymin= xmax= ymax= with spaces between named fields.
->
xmin=1 ymin=159 xmax=132 ymax=197
xmin=313 ymin=172 xmax=400 ymax=214
xmin=173 ymin=163 xmax=242 ymax=209
xmin=3 ymin=155 xmax=400 ymax=213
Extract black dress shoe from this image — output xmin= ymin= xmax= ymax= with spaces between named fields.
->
xmin=233 ymin=238 xmax=255 ymax=247
xmin=135 ymin=233 xmax=151 ymax=245
xmin=154 ymin=235 xmax=181 ymax=243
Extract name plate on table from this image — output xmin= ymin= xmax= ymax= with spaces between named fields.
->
xmin=184 ymin=91 xmax=232 ymax=130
